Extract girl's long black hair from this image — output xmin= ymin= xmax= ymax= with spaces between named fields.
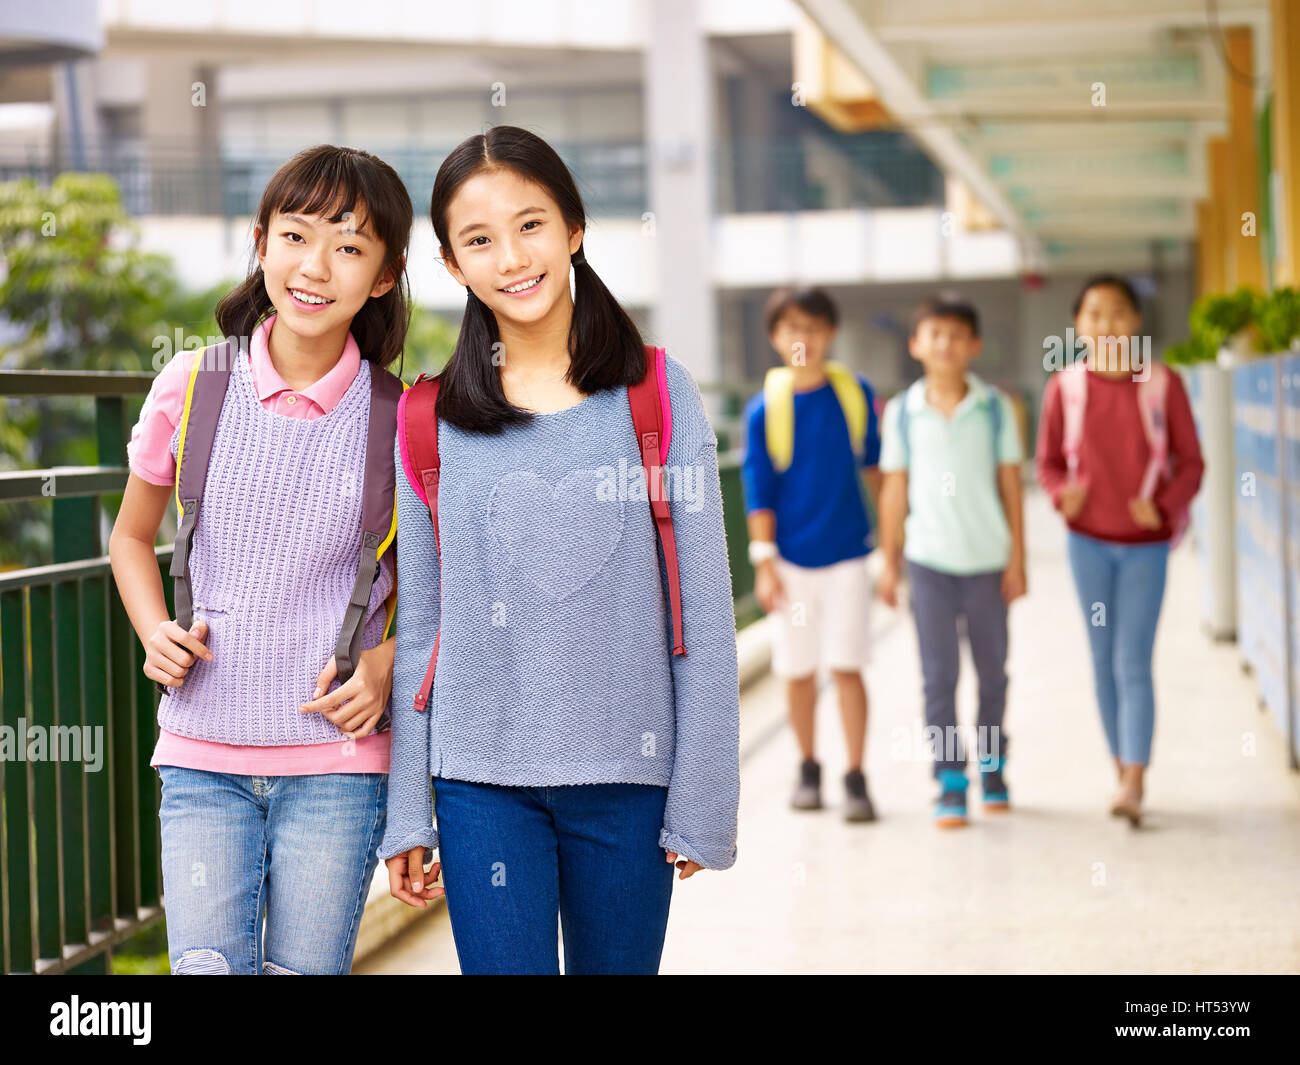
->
xmin=429 ymin=125 xmax=645 ymax=434
xmin=216 ymin=144 xmax=414 ymax=370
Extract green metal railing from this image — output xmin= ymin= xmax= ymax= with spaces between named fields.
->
xmin=0 ymin=368 xmax=757 ymax=974
xmin=1 ymin=370 xmax=168 ymax=974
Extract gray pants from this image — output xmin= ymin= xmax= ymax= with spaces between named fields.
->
xmin=907 ymin=560 xmax=1009 ymax=777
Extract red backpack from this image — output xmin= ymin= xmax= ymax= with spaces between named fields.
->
xmin=397 ymin=344 xmax=686 ymax=712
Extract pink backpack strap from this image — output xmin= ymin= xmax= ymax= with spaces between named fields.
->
xmin=1135 ymin=364 xmax=1171 ymax=501
xmin=398 ymin=373 xmax=443 ymax=711
xmin=396 ymin=387 xmax=429 ymax=510
xmin=627 ymin=344 xmax=685 ymax=656
xmin=655 ymin=344 xmax=672 ymax=465
xmin=1058 ymin=360 xmax=1088 ymax=480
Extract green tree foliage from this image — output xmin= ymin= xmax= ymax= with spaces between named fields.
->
xmin=0 ymin=173 xmax=224 ymax=566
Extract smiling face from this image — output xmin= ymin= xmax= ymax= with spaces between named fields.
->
xmin=255 ymin=205 xmax=397 ymax=341
xmin=440 ymin=167 xmax=583 ymax=334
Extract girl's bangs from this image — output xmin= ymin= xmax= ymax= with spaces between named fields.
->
xmin=269 ymin=153 xmax=401 ymax=250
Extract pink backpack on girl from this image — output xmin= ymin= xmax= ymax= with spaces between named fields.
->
xmin=397 ymin=344 xmax=686 ymax=712
xmin=1058 ymin=359 xmax=1189 ymax=547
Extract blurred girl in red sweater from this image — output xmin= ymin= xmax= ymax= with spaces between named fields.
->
xmin=1037 ymin=275 xmax=1204 ymax=826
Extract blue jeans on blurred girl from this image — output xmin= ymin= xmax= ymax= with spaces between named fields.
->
xmin=1065 ymin=531 xmax=1170 ymax=765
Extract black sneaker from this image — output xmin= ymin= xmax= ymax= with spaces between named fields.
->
xmin=790 ymin=758 xmax=823 ymax=810
xmin=979 ymin=754 xmax=1010 ymax=812
xmin=843 ymin=769 xmax=876 ymax=822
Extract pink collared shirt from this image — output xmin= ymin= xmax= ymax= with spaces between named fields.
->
xmin=130 ymin=314 xmax=391 ymax=775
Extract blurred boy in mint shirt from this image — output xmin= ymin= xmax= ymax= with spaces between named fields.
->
xmin=877 ymin=298 xmax=1026 ymax=829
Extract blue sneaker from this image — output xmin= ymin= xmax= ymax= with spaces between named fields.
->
xmin=978 ymin=754 xmax=1010 ymax=812
xmin=934 ymin=769 xmax=968 ymax=828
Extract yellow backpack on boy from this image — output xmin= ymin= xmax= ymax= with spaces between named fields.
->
xmin=762 ymin=360 xmax=868 ymax=473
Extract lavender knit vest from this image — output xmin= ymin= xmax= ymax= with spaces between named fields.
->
xmin=156 ymin=351 xmax=395 ymax=745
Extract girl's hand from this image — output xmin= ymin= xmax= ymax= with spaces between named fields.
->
xmin=386 ymin=848 xmax=445 ymax=908
xmin=299 ymin=637 xmax=395 ymax=737
xmin=1128 ymin=497 xmax=1162 ymax=530
xmin=143 ymin=618 xmax=212 ymax=688
xmin=1059 ymin=482 xmax=1088 ymax=520
xmin=665 ymin=850 xmax=704 ymax=880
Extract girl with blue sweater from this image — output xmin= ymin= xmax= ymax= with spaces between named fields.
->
xmin=378 ymin=126 xmax=741 ymax=974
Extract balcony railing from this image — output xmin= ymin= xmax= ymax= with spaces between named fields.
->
xmin=0 ymin=371 xmax=168 ymax=974
xmin=1 ymin=134 xmax=943 ymax=222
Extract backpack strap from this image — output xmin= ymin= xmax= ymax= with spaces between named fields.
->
xmin=157 ymin=340 xmax=234 ymax=696
xmin=824 ymin=361 xmax=867 ymax=464
xmin=1135 ymin=363 xmax=1171 ymax=501
xmin=896 ymin=389 xmax=912 ymax=469
xmin=628 ymin=344 xmax=686 ymax=656
xmin=332 ymin=366 xmax=404 ymax=684
xmin=762 ymin=366 xmax=796 ymax=473
xmin=986 ymin=388 xmax=1004 ymax=470
xmin=1058 ymin=360 xmax=1089 ymax=480
xmin=398 ymin=372 xmax=444 ymax=711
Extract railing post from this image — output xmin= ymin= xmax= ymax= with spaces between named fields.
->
xmin=28 ymin=585 xmax=62 ymax=963
xmin=1 ymin=589 xmax=33 ymax=973
xmin=80 ymin=574 xmax=114 ymax=973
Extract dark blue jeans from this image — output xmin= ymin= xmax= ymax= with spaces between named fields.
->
xmin=433 ymin=776 xmax=675 ymax=974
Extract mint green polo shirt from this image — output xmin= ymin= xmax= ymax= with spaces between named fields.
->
xmin=878 ymin=373 xmax=1024 ymax=576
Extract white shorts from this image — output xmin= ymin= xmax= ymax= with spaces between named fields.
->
xmin=769 ymin=554 xmax=872 ymax=679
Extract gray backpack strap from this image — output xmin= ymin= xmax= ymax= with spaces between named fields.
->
xmin=987 ymin=390 xmax=1003 ymax=469
xmin=332 ymin=366 xmax=403 ymax=684
xmin=157 ymin=340 xmax=235 ymax=696
xmin=897 ymin=392 xmax=911 ymax=468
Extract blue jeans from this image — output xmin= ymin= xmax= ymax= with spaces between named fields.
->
xmin=1065 ymin=531 xmax=1170 ymax=765
xmin=433 ymin=776 xmax=675 ymax=974
xmin=157 ymin=766 xmax=386 ymax=974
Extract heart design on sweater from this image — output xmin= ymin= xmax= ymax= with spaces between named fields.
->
xmin=488 ymin=469 xmax=626 ymax=600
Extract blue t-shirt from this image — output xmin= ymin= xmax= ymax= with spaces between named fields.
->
xmin=741 ymin=373 xmax=881 ymax=568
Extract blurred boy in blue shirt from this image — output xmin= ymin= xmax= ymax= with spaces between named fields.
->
xmin=741 ymin=287 xmax=882 ymax=821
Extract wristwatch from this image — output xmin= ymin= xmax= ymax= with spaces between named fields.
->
xmin=748 ymin=540 xmax=778 ymax=566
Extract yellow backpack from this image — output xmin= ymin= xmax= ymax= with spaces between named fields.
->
xmin=762 ymin=361 xmax=868 ymax=473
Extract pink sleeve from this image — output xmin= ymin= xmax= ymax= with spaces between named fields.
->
xmin=126 ymin=349 xmax=199 ymax=487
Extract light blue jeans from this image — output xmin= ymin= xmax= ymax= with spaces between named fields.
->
xmin=1065 ymin=530 xmax=1170 ymax=766
xmin=157 ymin=766 xmax=386 ymax=974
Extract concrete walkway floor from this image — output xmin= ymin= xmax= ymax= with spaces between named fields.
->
xmin=359 ymin=492 xmax=1300 ymax=974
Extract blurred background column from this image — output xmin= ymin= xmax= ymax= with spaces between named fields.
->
xmin=645 ymin=0 xmax=718 ymax=412
xmin=1273 ymin=0 xmax=1300 ymax=286
xmin=140 ymin=57 xmax=224 ymax=217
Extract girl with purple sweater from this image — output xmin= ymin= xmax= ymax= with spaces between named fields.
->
xmin=109 ymin=145 xmax=413 ymax=974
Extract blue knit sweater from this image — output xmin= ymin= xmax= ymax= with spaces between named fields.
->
xmin=377 ymin=354 xmax=741 ymax=871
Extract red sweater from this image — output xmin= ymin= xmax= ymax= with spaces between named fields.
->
xmin=1035 ymin=367 xmax=1205 ymax=544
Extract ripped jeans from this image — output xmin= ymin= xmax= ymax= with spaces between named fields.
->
xmin=157 ymin=766 xmax=386 ymax=974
